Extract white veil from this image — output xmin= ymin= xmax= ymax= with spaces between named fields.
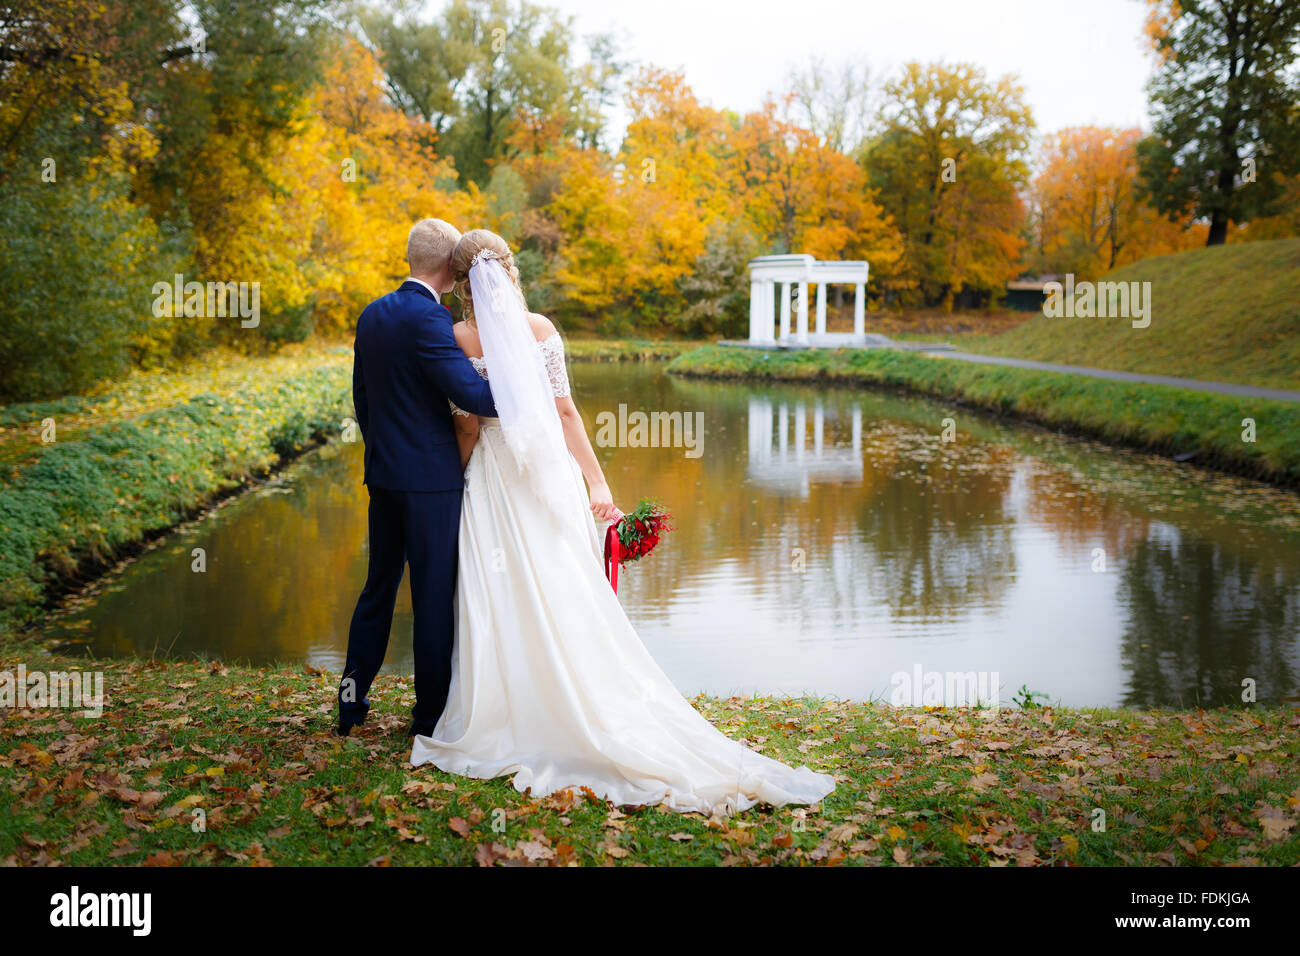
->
xmin=468 ymin=251 xmax=572 ymax=516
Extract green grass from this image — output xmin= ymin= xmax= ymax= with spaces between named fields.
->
xmin=2 ymin=638 xmax=1296 ymax=866
xmin=667 ymin=345 xmax=1300 ymax=487
xmin=563 ymin=337 xmax=702 ymax=362
xmin=955 ymin=239 xmax=1300 ymax=391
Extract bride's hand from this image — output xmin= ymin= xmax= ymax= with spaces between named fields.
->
xmin=589 ymin=480 xmax=617 ymax=522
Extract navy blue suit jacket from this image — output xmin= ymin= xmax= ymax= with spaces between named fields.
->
xmin=352 ymin=281 xmax=497 ymax=492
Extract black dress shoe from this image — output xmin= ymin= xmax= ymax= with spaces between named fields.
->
xmin=337 ymin=715 xmax=365 ymax=737
xmin=406 ymin=721 xmax=436 ymax=738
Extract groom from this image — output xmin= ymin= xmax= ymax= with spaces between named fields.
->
xmin=337 ymin=218 xmax=496 ymax=737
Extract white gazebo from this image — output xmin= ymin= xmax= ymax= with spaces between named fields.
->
xmin=747 ymin=254 xmax=871 ymax=346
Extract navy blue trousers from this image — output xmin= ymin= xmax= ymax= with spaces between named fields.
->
xmin=338 ymin=486 xmax=461 ymax=731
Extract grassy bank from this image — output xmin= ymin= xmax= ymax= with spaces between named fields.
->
xmin=564 ymin=337 xmax=702 ymax=362
xmin=922 ymin=239 xmax=1300 ymax=391
xmin=0 ymin=344 xmax=354 ymax=639
xmin=2 ymin=636 xmax=1296 ymax=867
xmin=668 ymin=345 xmax=1300 ymax=487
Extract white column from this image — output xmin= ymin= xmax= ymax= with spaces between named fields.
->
xmin=797 ymin=286 xmax=810 ymax=343
xmin=748 ymin=278 xmax=761 ymax=341
xmin=779 ymin=282 xmax=791 ymax=340
xmin=777 ymin=403 xmax=789 ymax=458
xmin=813 ymin=404 xmax=824 ymax=454
xmin=796 ymin=281 xmax=809 ymax=343
xmin=815 ymin=282 xmax=827 ymax=336
xmin=851 ymin=406 xmax=862 ymax=453
xmin=765 ymin=281 xmax=778 ymax=342
xmin=854 ymin=283 xmax=865 ymax=338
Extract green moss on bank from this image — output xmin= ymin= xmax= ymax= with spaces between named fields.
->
xmin=668 ymin=345 xmax=1300 ymax=487
xmin=0 ymin=336 xmax=703 ymax=641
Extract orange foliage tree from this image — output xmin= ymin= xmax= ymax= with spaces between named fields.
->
xmin=1029 ymin=126 xmax=1205 ymax=279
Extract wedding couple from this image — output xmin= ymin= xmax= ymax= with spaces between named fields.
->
xmin=335 ymin=218 xmax=834 ymax=816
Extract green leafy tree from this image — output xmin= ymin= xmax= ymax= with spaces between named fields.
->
xmin=1137 ymin=0 xmax=1300 ymax=245
xmin=359 ymin=0 xmax=620 ymax=186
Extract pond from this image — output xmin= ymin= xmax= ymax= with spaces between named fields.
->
xmin=47 ymin=361 xmax=1300 ymax=709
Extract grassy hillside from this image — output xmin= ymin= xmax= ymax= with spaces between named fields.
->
xmin=967 ymin=239 xmax=1300 ymax=390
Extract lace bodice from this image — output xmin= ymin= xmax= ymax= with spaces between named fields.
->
xmin=451 ymin=332 xmax=569 ymax=417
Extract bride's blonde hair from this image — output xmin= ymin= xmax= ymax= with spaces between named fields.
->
xmin=450 ymin=229 xmax=524 ymax=326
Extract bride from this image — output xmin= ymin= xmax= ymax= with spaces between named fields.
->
xmin=409 ymin=229 xmax=835 ymax=816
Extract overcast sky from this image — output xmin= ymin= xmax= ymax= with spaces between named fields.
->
xmin=547 ymin=0 xmax=1155 ymax=140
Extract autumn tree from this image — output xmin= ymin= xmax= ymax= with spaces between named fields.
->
xmin=735 ymin=95 xmax=901 ymax=282
xmin=548 ymin=69 xmax=734 ymax=326
xmin=0 ymin=1 xmax=187 ymax=397
xmin=1030 ymin=126 xmax=1204 ymax=279
xmin=1137 ymin=0 xmax=1300 ymax=245
xmin=360 ymin=0 xmax=622 ymax=186
xmin=859 ymin=61 xmax=1034 ymax=309
xmin=188 ymin=37 xmax=483 ymax=343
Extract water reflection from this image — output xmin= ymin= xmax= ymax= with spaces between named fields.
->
xmin=747 ymin=398 xmax=863 ymax=493
xmin=1117 ymin=528 xmax=1300 ymax=707
xmin=46 ymin=362 xmax=1300 ymax=709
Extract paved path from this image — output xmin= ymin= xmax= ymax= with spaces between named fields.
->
xmin=918 ymin=348 xmax=1300 ymax=404
xmin=716 ymin=338 xmax=1300 ymax=403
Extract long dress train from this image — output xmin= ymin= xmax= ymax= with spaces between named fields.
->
xmin=410 ymin=335 xmax=835 ymax=816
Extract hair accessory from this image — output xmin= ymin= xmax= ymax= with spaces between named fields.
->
xmin=469 ymin=248 xmax=502 ymax=270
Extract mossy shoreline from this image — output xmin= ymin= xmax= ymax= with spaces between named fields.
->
xmin=667 ymin=346 xmax=1300 ymax=488
xmin=0 ymin=347 xmax=355 ymax=641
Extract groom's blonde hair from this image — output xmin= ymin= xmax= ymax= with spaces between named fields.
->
xmin=407 ymin=218 xmax=461 ymax=277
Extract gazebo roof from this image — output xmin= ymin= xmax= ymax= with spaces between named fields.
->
xmin=748 ymin=255 xmax=868 ymax=282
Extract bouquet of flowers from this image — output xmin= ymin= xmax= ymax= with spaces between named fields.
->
xmin=603 ymin=499 xmax=673 ymax=593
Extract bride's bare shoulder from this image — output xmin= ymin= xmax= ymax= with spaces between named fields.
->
xmin=452 ymin=320 xmax=482 ymax=356
xmin=527 ymin=313 xmax=558 ymax=342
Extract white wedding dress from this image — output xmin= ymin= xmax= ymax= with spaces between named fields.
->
xmin=410 ymin=333 xmax=836 ymax=816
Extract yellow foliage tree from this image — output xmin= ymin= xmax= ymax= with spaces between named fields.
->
xmin=186 ymin=39 xmax=484 ymax=344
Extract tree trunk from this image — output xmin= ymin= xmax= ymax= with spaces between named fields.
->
xmin=1206 ymin=211 xmax=1229 ymax=246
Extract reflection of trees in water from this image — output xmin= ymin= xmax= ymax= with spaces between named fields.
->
xmin=1117 ymin=528 xmax=1300 ymax=708
xmin=851 ymin=427 xmax=1019 ymax=620
xmin=66 ymin=364 xmax=1300 ymax=698
xmin=603 ymin=369 xmax=1023 ymax=628
xmin=84 ymin=444 xmax=373 ymax=664
xmin=1022 ymin=467 xmax=1151 ymax=557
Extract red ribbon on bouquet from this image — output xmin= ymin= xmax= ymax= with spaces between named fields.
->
xmin=601 ymin=500 xmax=672 ymax=595
xmin=603 ymin=507 xmax=624 ymax=594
